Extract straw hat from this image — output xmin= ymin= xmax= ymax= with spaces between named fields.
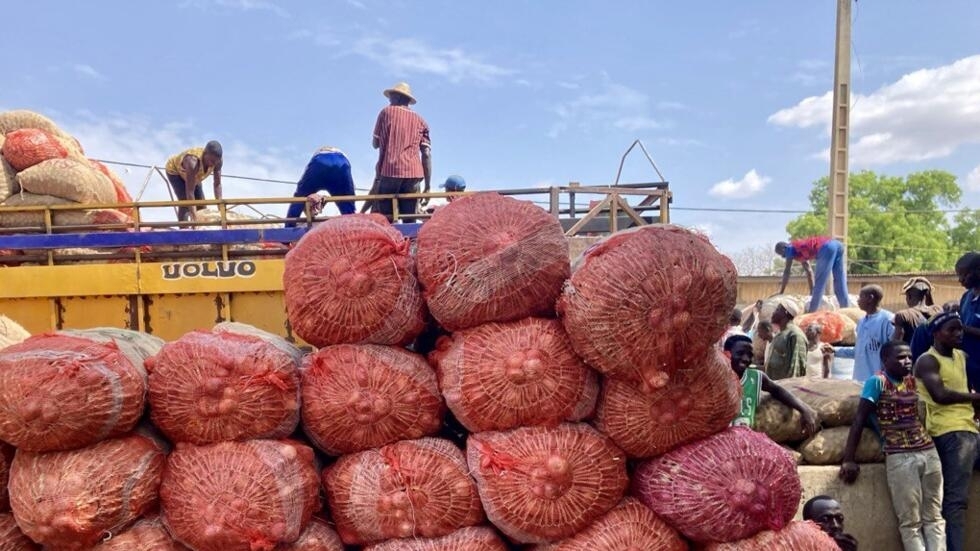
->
xmin=383 ymin=82 xmax=417 ymax=104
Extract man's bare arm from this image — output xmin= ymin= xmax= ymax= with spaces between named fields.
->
xmin=916 ymin=354 xmax=980 ymax=405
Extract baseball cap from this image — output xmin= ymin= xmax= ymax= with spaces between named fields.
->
xmin=441 ymin=175 xmax=466 ymax=191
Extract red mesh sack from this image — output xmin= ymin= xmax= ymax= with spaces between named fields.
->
xmin=147 ymin=323 xmax=302 ymax=444
xmin=0 ymin=442 xmax=12 ymax=512
xmin=364 ymin=526 xmax=508 ymax=551
xmin=796 ymin=311 xmax=851 ymax=344
xmin=632 ymin=427 xmax=802 ymax=544
xmin=161 ymin=439 xmax=321 ymax=551
xmin=301 ymin=344 xmax=443 ymax=455
xmin=594 ymin=350 xmax=741 ymax=458
xmin=89 ymin=159 xmax=134 ymax=216
xmin=0 ymin=128 xmax=68 ymax=171
xmin=323 ymin=437 xmax=483 ymax=545
xmin=533 ymin=498 xmax=686 ymax=551
xmin=433 ymin=317 xmax=598 ymax=432
xmin=416 ymin=193 xmax=570 ymax=331
xmin=92 ymin=515 xmax=189 ymax=550
xmin=8 ymin=434 xmax=165 ymax=550
xmin=281 ymin=518 xmax=344 ymax=550
xmin=284 ymin=214 xmax=426 ymax=347
xmin=702 ymin=521 xmax=839 ymax=550
xmin=557 ymin=225 xmax=737 ymax=393
xmin=0 ymin=330 xmax=156 ymax=451
xmin=0 ymin=512 xmax=39 ymax=551
xmin=466 ymin=423 xmax=628 ymax=543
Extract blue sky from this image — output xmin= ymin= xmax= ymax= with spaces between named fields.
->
xmin=2 ymin=1 xmax=979 ymax=257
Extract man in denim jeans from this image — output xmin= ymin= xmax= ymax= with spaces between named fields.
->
xmin=915 ymin=312 xmax=980 ymax=551
xmin=775 ymin=236 xmax=850 ymax=313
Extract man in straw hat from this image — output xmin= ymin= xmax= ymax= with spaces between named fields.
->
xmin=766 ymin=298 xmax=808 ymax=380
xmin=364 ymin=82 xmax=431 ymax=221
xmin=893 ymin=276 xmax=942 ymax=344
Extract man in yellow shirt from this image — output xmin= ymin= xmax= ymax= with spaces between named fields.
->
xmin=164 ymin=141 xmax=223 ymax=222
xmin=915 ymin=311 xmax=980 ymax=551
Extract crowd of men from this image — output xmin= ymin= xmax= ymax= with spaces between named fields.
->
xmin=163 ymin=81 xmax=464 ymax=225
xmin=725 ymin=247 xmax=980 ymax=551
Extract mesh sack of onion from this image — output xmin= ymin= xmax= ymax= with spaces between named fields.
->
xmin=532 ymin=498 xmax=687 ymax=551
xmin=557 ymin=224 xmax=737 ymax=393
xmin=432 ymin=317 xmax=598 ymax=432
xmin=594 ymin=349 xmax=741 ymax=458
xmin=283 ymin=214 xmax=426 ymax=347
xmin=632 ymin=426 xmax=802 ymax=544
xmin=0 ymin=329 xmax=158 ymax=452
xmin=415 ymin=193 xmax=570 ymax=331
xmin=323 ymin=437 xmax=483 ymax=545
xmin=466 ymin=423 xmax=628 ymax=544
xmin=146 ymin=322 xmax=302 ymax=445
xmin=8 ymin=434 xmax=165 ymax=550
xmin=160 ymin=439 xmax=321 ymax=551
xmin=301 ymin=343 xmax=443 ymax=455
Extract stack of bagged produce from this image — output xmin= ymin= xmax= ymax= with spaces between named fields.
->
xmin=0 ymin=109 xmax=133 ymax=231
xmin=0 ymin=193 xmax=845 ymax=549
xmin=755 ymin=376 xmax=884 ymax=466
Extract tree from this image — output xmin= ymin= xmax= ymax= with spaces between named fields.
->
xmin=786 ymin=170 xmax=965 ymax=274
xmin=730 ymin=243 xmax=780 ymax=276
xmin=951 ymin=208 xmax=980 ymax=252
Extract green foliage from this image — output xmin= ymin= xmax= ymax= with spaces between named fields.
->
xmin=951 ymin=208 xmax=980 ymax=251
xmin=786 ymin=170 xmax=972 ymax=274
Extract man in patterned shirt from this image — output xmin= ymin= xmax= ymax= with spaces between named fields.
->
xmin=840 ymin=340 xmax=945 ymax=551
xmin=366 ymin=82 xmax=432 ymax=221
xmin=775 ymin=235 xmax=850 ymax=313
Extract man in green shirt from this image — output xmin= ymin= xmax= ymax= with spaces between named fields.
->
xmin=767 ymin=299 xmax=809 ymax=380
xmin=725 ymin=334 xmax=818 ymax=434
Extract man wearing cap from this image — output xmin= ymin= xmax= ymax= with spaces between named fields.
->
xmin=424 ymin=175 xmax=466 ymax=215
xmin=368 ymin=82 xmax=431 ymax=221
xmin=955 ymin=252 xmax=980 ymax=391
xmin=915 ymin=311 xmax=980 ymax=551
xmin=893 ymin=276 xmax=942 ymax=344
xmin=285 ymin=146 xmax=356 ymax=227
xmin=164 ymin=140 xmax=223 ymax=222
xmin=775 ymin=235 xmax=849 ymax=313
xmin=766 ymin=299 xmax=808 ymax=380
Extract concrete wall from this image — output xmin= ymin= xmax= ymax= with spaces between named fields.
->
xmin=738 ymin=273 xmax=963 ymax=313
xmin=796 ymin=465 xmax=980 ymax=550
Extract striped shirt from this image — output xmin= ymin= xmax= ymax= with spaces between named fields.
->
xmin=374 ymin=105 xmax=430 ymax=178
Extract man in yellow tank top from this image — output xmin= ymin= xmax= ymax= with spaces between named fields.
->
xmin=164 ymin=141 xmax=223 ymax=222
xmin=915 ymin=311 xmax=980 ymax=551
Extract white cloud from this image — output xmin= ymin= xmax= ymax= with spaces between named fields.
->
xmin=613 ymin=116 xmax=662 ymax=131
xmin=549 ymin=78 xmax=666 ymax=137
xmin=182 ymin=0 xmax=289 ymax=17
xmin=769 ymin=54 xmax=980 ymax=165
xmin=708 ymin=169 xmax=771 ymax=198
xmin=659 ymin=137 xmax=704 ymax=147
xmin=557 ymin=81 xmax=580 ymax=90
xmin=73 ymin=64 xmax=105 ymax=81
xmin=351 ymin=36 xmax=513 ymax=84
xmin=345 ymin=0 xmax=366 ymax=9
xmin=966 ymin=165 xmax=980 ymax=192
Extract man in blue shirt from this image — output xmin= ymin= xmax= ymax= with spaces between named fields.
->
xmin=852 ymin=285 xmax=895 ymax=383
xmin=956 ymin=252 xmax=980 ymax=391
xmin=285 ymin=146 xmax=356 ymax=227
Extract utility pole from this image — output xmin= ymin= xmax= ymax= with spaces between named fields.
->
xmin=828 ymin=0 xmax=851 ymax=248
